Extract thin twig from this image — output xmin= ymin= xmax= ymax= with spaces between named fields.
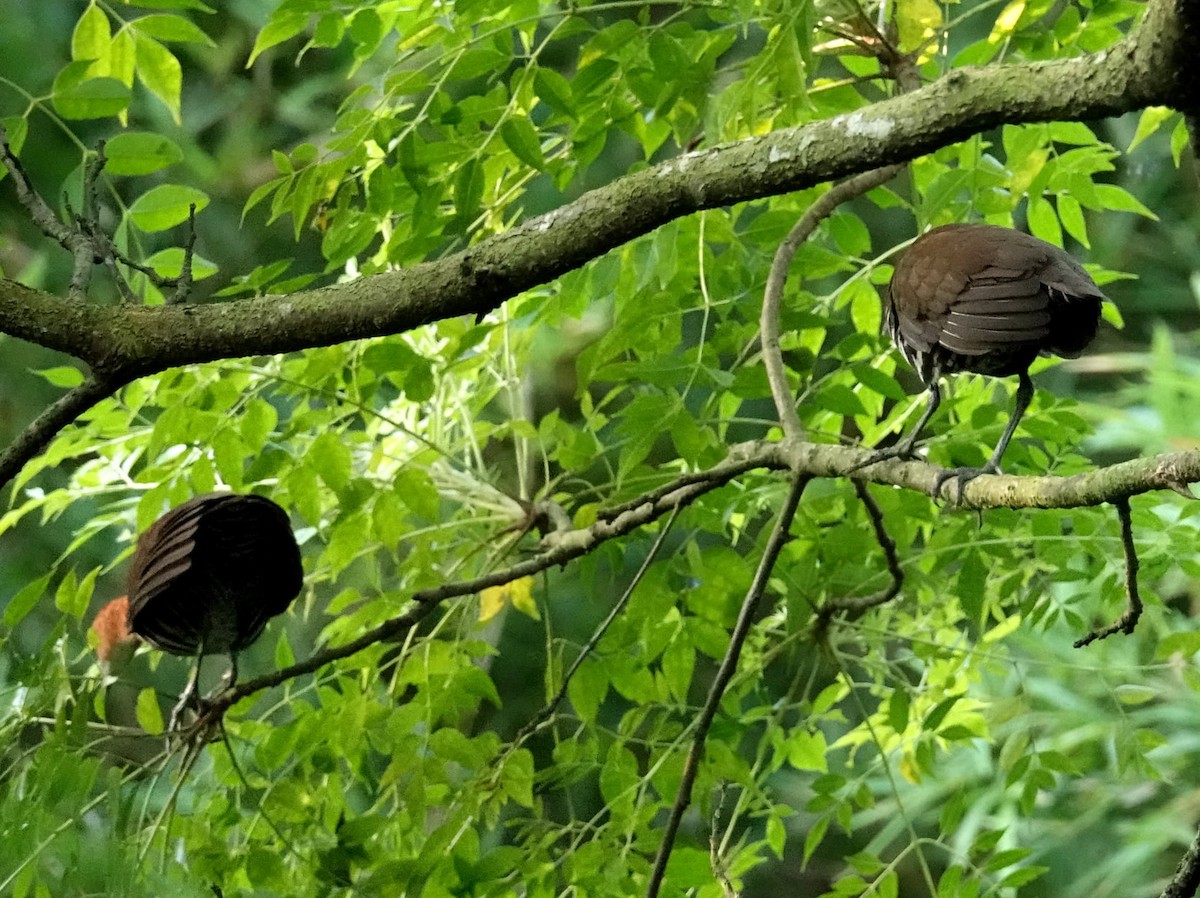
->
xmin=645 ymin=472 xmax=810 ymax=898
xmin=598 ymin=455 xmax=767 ymax=522
xmin=760 ymin=163 xmax=905 ymax=440
xmin=1074 ymin=498 xmax=1142 ymax=648
xmin=819 ymin=480 xmax=903 ymax=619
xmin=1 ymin=127 xmax=195 ymax=306
xmin=511 ymin=506 xmax=680 ymax=747
xmin=0 ymin=376 xmax=123 ymax=491
xmin=0 ymin=127 xmax=77 ymax=248
xmin=192 ymin=469 xmax=736 ymax=724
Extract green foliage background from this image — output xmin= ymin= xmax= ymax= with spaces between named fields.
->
xmin=0 ymin=1 xmax=1199 ymax=896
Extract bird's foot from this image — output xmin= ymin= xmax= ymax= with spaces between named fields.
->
xmin=167 ymin=688 xmax=212 ymax=733
xmin=932 ymin=462 xmax=1000 ymax=504
xmin=846 ymin=443 xmax=920 ymax=475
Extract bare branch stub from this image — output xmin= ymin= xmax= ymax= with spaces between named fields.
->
xmin=168 ymin=203 xmax=199 ymax=305
xmin=1074 ymin=498 xmax=1142 ymax=648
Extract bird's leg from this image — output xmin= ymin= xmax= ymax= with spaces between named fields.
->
xmin=933 ymin=370 xmax=1034 ymax=503
xmin=224 ymin=652 xmax=239 ymax=690
xmin=169 ymin=642 xmax=206 ymax=731
xmin=847 ymin=379 xmax=943 ymax=474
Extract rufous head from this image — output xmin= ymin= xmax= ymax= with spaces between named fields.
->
xmin=91 ymin=597 xmax=140 ymax=672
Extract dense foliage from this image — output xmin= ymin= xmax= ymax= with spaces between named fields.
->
xmin=0 ymin=1 xmax=1198 ymax=897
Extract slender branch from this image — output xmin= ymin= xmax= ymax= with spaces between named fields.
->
xmin=194 ymin=471 xmax=724 ymax=722
xmin=645 ymin=472 xmax=810 ymax=898
xmin=760 ymin=163 xmax=905 ymax=439
xmin=819 ymin=480 xmax=903 ymax=619
xmin=0 ymin=376 xmax=123 ymax=490
xmin=0 ymin=128 xmax=77 ymax=249
xmin=1073 ymin=498 xmax=1143 ymax=647
xmin=159 ymin=437 xmax=1200 ymax=733
xmin=598 ymin=454 xmax=770 ymax=522
xmin=511 ymin=507 xmax=680 ymax=748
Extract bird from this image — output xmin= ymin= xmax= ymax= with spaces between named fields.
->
xmin=92 ymin=492 xmax=303 ymax=728
xmin=855 ymin=223 xmax=1105 ymax=496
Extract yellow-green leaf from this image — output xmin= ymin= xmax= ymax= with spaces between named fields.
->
xmin=136 ymin=687 xmax=165 ymax=735
xmin=135 ymin=33 xmax=182 ymax=122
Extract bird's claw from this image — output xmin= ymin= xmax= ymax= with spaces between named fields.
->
xmin=846 ymin=443 xmax=920 ymax=475
xmin=931 ymin=463 xmax=999 ymax=504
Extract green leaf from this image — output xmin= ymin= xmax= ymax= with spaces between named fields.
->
xmin=5 ymin=574 xmax=50 ymax=628
xmin=248 ymin=11 xmax=310 ymax=66
xmin=534 ymin=66 xmax=575 ymax=117
xmin=923 ymin=694 xmax=962 ymax=731
xmin=815 ymin=384 xmax=867 ymax=417
xmin=103 ymin=131 xmax=183 ymax=175
xmin=241 ymin=398 xmax=278 ymax=453
xmin=33 ymin=367 xmax=85 ymax=388
xmin=131 ymin=13 xmax=215 ymax=45
xmin=567 ymin=657 xmax=607 ymax=724
xmin=503 ymin=749 xmax=535 ymax=808
xmin=52 ymin=70 xmax=130 ymax=120
xmin=126 ymin=0 xmax=215 ymax=10
xmin=128 ymin=184 xmax=210 ymax=232
xmin=143 ymin=247 xmax=217 ymax=280
xmin=1 ymin=117 xmax=28 ymax=154
xmin=310 ymin=431 xmax=352 ymax=493
xmin=887 ymin=689 xmax=910 ymax=733
xmin=787 ymin=729 xmax=828 ymax=771
xmin=1128 ymin=106 xmax=1176 ymax=152
xmin=1113 ymin=684 xmax=1157 ymax=705
xmin=1056 ymin=193 xmax=1088 ymax=247
xmin=1026 ymin=195 xmax=1062 ymax=246
xmin=500 ymin=117 xmax=545 ymax=170
xmin=72 ymin=5 xmax=112 ymax=64
xmin=1172 ymin=117 xmax=1189 ymax=166
xmin=1093 ymin=184 xmax=1158 ymax=218
xmin=136 ymin=687 xmax=165 ymax=735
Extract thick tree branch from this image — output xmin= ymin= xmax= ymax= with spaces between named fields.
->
xmin=0 ymin=0 xmax=1189 ymax=385
xmin=1162 ymin=817 xmax=1200 ymax=898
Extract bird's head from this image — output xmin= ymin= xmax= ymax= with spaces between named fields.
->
xmin=91 ymin=596 xmax=140 ymax=674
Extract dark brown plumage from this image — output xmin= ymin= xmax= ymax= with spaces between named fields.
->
xmin=861 ymin=223 xmax=1105 ymax=493
xmin=95 ymin=492 xmax=303 ymax=725
xmin=127 ymin=492 xmax=302 ymax=660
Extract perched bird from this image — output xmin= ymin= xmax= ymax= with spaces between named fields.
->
xmin=92 ymin=492 xmax=303 ymax=726
xmin=858 ymin=223 xmax=1105 ymax=495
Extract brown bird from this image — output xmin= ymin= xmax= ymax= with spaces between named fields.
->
xmin=93 ymin=492 xmax=303 ymax=726
xmin=857 ymin=223 xmax=1105 ymax=495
